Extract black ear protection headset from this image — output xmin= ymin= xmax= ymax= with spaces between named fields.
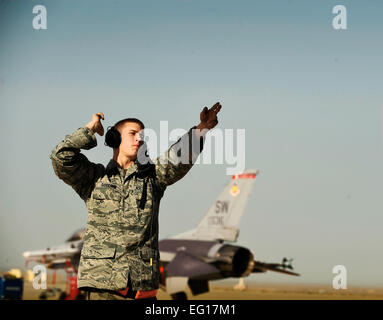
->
xmin=104 ymin=118 xmax=145 ymax=149
xmin=104 ymin=125 xmax=123 ymax=149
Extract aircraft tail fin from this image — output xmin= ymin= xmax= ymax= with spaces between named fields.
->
xmin=171 ymin=169 xmax=259 ymax=242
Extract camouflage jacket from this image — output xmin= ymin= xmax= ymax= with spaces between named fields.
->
xmin=50 ymin=126 xmax=204 ymax=291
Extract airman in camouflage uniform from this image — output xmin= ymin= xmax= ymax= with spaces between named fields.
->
xmin=50 ymin=103 xmax=222 ymax=299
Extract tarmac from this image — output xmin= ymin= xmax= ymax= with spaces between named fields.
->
xmin=20 ymin=278 xmax=383 ymax=300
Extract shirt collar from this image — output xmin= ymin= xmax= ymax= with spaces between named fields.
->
xmin=106 ymin=159 xmax=138 ymax=180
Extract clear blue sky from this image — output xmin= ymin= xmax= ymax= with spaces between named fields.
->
xmin=0 ymin=0 xmax=382 ymax=287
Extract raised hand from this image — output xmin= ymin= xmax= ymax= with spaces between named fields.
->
xmin=197 ymin=102 xmax=222 ymax=131
xmin=86 ymin=112 xmax=105 ymax=136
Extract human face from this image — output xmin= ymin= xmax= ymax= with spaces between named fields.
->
xmin=117 ymin=122 xmax=144 ymax=160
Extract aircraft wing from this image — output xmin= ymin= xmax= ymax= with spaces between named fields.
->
xmin=23 ymin=240 xmax=82 ymax=265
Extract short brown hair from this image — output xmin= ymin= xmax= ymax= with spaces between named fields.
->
xmin=115 ymin=118 xmax=145 ymax=132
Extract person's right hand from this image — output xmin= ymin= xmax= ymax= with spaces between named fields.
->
xmin=86 ymin=112 xmax=105 ymax=136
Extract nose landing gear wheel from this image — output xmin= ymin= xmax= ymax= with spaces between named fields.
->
xmin=170 ymin=291 xmax=187 ymax=300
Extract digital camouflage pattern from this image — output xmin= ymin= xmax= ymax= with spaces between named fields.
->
xmin=50 ymin=126 xmax=204 ymax=291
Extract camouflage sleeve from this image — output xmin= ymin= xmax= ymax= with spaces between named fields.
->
xmin=154 ymin=126 xmax=205 ymax=190
xmin=50 ymin=126 xmax=101 ymax=201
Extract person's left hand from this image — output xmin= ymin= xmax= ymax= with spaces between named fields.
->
xmin=197 ymin=102 xmax=222 ymax=131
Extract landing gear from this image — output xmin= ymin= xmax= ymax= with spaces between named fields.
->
xmin=58 ymin=292 xmax=67 ymax=300
xmin=170 ymin=291 xmax=187 ymax=300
